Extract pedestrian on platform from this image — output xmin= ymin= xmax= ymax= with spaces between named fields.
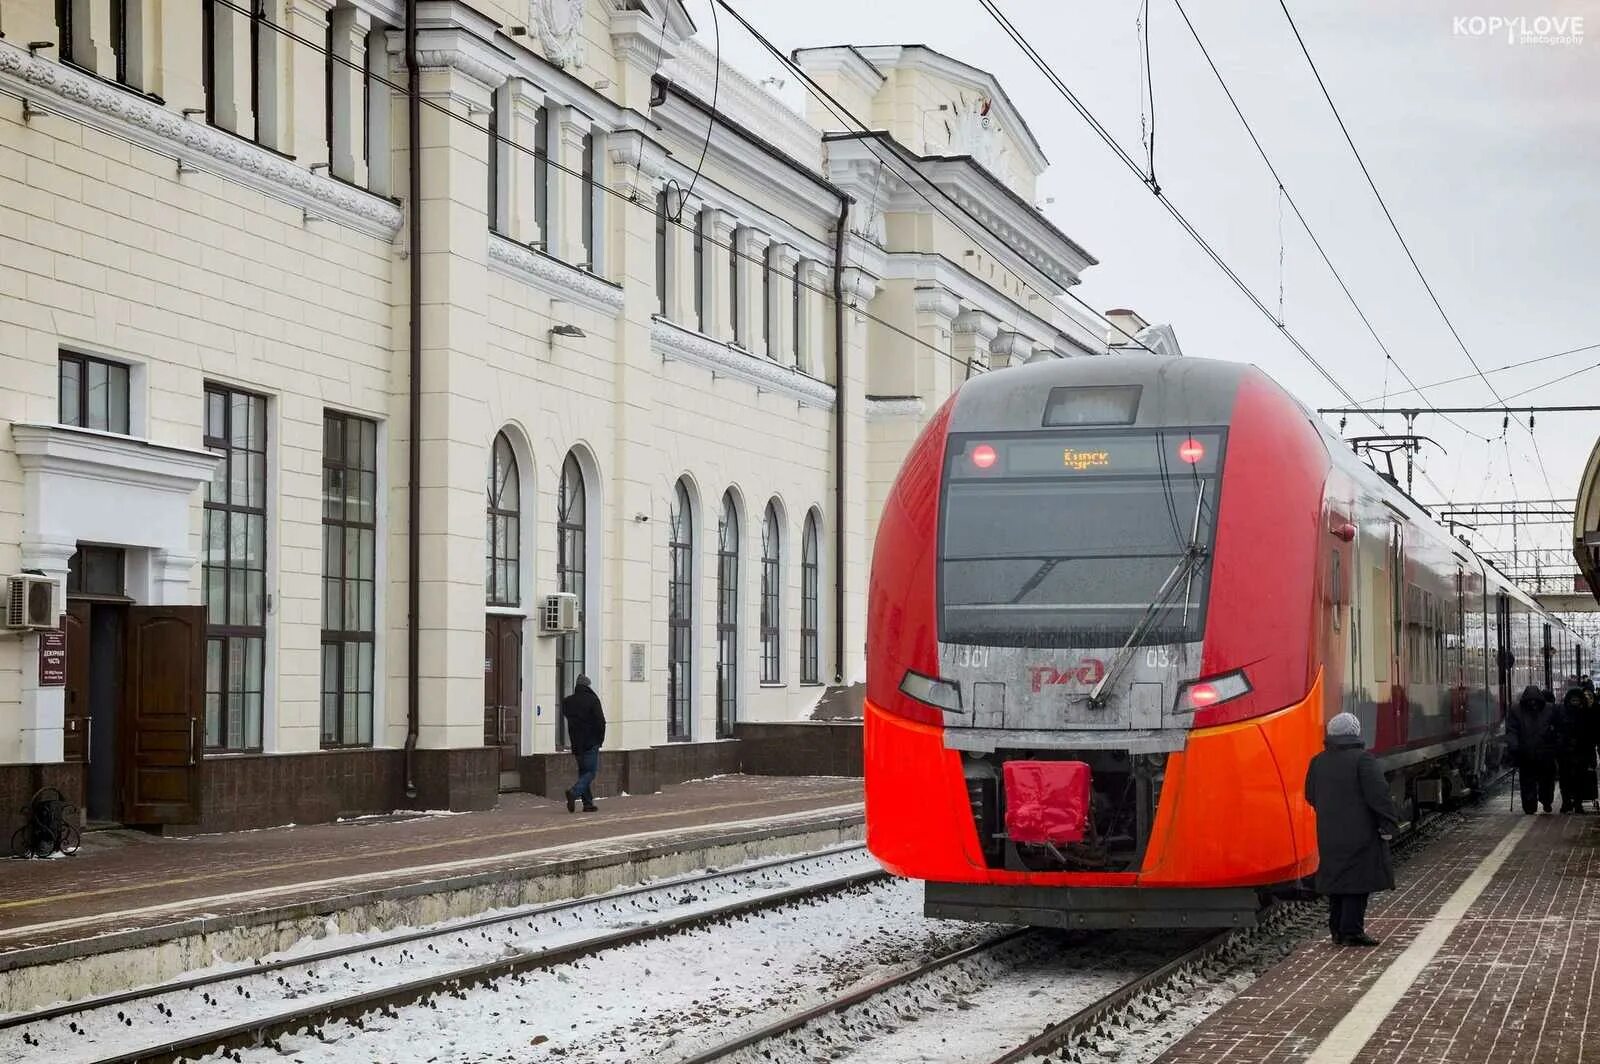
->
xmin=561 ymin=675 xmax=606 ymax=814
xmin=1305 ymin=712 xmax=1398 ymax=948
xmin=1507 ymin=685 xmax=1560 ymax=814
xmin=1556 ymin=685 xmax=1598 ymax=814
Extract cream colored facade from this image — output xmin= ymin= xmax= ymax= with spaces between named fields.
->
xmin=0 ymin=0 xmax=1108 ymax=821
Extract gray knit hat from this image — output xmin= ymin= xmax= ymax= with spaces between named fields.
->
xmin=1327 ymin=712 xmax=1361 ymax=738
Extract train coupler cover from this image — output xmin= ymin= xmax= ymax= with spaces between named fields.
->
xmin=1002 ymin=760 xmax=1091 ymax=844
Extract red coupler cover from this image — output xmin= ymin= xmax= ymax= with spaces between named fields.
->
xmin=1003 ymin=760 xmax=1090 ymax=844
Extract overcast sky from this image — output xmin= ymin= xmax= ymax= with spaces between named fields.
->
xmin=690 ymin=0 xmax=1600 ymax=572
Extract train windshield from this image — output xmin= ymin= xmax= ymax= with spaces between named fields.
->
xmin=939 ymin=429 xmax=1226 ymax=648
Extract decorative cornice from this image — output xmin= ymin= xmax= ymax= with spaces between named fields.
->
xmin=487 ymin=235 xmax=625 ymax=315
xmin=11 ymin=423 xmax=220 ymax=493
xmin=0 ymin=41 xmax=403 ymax=240
xmin=865 ymin=396 xmax=925 ymax=422
xmin=665 ymin=39 xmax=820 ymax=170
xmin=652 ymin=319 xmax=836 ymax=411
xmin=610 ymin=8 xmax=678 ymax=72
xmin=841 ymin=267 xmax=879 ymax=304
xmin=953 ymin=308 xmax=1001 ymax=339
xmin=913 ymin=285 xmax=962 ymax=321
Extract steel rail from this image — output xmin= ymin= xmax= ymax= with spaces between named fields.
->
xmin=86 ymin=863 xmax=884 ymax=1064
xmin=2 ymin=844 xmax=874 ymax=1047
xmin=673 ymin=928 xmax=1033 ymax=1064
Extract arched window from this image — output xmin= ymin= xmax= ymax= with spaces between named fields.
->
xmin=760 ymin=501 xmax=782 ymax=683
xmin=717 ymin=491 xmax=739 ymax=738
xmin=556 ymin=453 xmax=587 ymax=748
xmin=668 ymin=480 xmax=694 ymax=741
xmin=486 ymin=432 xmax=520 ymax=607
xmin=802 ymin=511 xmax=820 ymax=684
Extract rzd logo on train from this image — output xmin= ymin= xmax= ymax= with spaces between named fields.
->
xmin=1027 ymin=659 xmax=1106 ymax=692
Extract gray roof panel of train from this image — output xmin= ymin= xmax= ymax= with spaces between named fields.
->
xmin=947 ymin=353 xmax=1255 ymax=433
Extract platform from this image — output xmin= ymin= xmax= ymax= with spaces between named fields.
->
xmin=0 ymin=774 xmax=861 ymax=1011
xmin=1160 ymin=802 xmax=1600 ymax=1064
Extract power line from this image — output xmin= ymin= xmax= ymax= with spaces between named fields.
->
xmin=1275 ymin=0 xmax=1560 ymax=499
xmin=972 ymin=0 xmax=1377 ymax=426
xmin=708 ymin=0 xmax=1164 ymax=359
xmin=1169 ymin=0 xmax=1486 ymax=445
xmin=1359 ymin=340 xmax=1600 ymax=403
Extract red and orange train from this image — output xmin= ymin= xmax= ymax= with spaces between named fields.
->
xmin=866 ymin=354 xmax=1589 ymax=928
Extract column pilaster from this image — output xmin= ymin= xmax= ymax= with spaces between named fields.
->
xmin=990 ymin=329 xmax=1033 ymax=371
xmin=952 ymin=308 xmax=1001 ymax=376
xmin=744 ymin=229 xmax=772 ymax=357
xmin=709 ymin=210 xmax=737 ymax=343
xmin=328 ymin=3 xmax=372 ymax=183
xmin=556 ymin=107 xmax=592 ymax=267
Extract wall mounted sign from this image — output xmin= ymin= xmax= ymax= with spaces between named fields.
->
xmin=38 ymin=625 xmax=66 ymax=687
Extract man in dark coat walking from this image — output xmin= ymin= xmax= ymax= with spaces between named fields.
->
xmin=1305 ymin=712 xmax=1399 ymax=947
xmin=1507 ymin=685 xmax=1559 ymax=814
xmin=560 ymin=675 xmax=605 ymax=813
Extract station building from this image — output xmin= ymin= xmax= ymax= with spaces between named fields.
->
xmin=0 ymin=0 xmax=1109 ymax=830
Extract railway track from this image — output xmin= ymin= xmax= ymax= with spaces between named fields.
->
xmin=0 ymin=843 xmax=881 ymax=1064
xmin=673 ymin=799 xmax=1474 ymax=1064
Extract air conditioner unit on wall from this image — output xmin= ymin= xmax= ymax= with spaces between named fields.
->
xmin=541 ymin=592 xmax=580 ymax=635
xmin=3 ymin=575 xmax=58 ymax=631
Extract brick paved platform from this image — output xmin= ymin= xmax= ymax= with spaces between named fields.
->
xmin=0 ymin=774 xmax=861 ymax=979
xmin=1160 ymin=803 xmax=1600 ymax=1064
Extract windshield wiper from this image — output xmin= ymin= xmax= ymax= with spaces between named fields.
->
xmin=1088 ymin=484 xmax=1209 ymax=710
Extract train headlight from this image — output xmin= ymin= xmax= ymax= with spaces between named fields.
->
xmin=1178 ymin=670 xmax=1250 ymax=712
xmin=899 ymin=669 xmax=963 ymax=713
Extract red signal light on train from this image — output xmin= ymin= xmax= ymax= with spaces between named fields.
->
xmin=1178 ymin=438 xmax=1205 ymax=464
xmin=971 ymin=444 xmax=998 ymax=469
xmin=1186 ymin=683 xmax=1220 ymax=706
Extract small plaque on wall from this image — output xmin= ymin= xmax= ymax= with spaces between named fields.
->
xmin=628 ymin=643 xmax=646 ymax=683
xmin=38 ymin=625 xmax=66 ymax=687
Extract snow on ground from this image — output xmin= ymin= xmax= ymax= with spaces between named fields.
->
xmin=216 ymin=877 xmax=995 ymax=1064
xmin=716 ymin=930 xmax=1205 ymax=1064
xmin=2 ymin=845 xmax=880 ymax=1064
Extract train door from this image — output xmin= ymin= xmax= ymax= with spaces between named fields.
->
xmin=1543 ymin=623 xmax=1554 ymax=693
xmin=1495 ymin=592 xmax=1512 ymax=718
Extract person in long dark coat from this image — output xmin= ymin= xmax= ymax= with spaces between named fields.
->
xmin=1305 ymin=712 xmax=1399 ymax=947
xmin=1507 ymin=684 xmax=1560 ymax=814
xmin=1556 ymin=686 xmax=1598 ymax=813
xmin=560 ymin=675 xmax=606 ymax=814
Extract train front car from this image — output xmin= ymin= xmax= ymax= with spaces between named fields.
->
xmin=866 ymin=355 xmax=1334 ymax=929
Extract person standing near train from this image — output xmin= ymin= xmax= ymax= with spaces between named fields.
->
xmin=1556 ymin=684 xmax=1598 ymax=813
xmin=1507 ymin=685 xmax=1560 ymax=814
xmin=1305 ymin=712 xmax=1399 ymax=948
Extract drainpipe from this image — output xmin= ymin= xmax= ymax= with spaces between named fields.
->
xmin=832 ymin=198 xmax=848 ymax=686
xmin=403 ymin=0 xmax=421 ymax=800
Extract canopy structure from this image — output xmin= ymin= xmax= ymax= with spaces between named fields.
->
xmin=1573 ymin=437 xmax=1600 ymax=610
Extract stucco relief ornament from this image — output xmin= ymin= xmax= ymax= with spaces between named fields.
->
xmin=945 ymin=95 xmax=1013 ymax=185
xmin=532 ymin=0 xmax=586 ymax=69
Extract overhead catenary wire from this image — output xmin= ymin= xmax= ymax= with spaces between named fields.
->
xmin=1168 ymin=0 xmax=1487 ymax=445
xmin=972 ymin=0 xmax=1379 ymax=430
xmin=1358 ymin=340 xmax=1600 ymax=403
xmin=1275 ymin=0 xmax=1559 ymax=498
xmin=706 ymin=0 xmax=1165 ymax=358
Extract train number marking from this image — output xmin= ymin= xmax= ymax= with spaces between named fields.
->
xmin=1145 ymin=646 xmax=1179 ymax=669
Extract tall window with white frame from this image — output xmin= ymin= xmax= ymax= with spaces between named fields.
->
xmin=792 ymin=260 xmax=804 ymax=369
xmin=486 ymin=91 xmax=502 ymax=234
xmin=655 ymin=189 xmax=670 ymax=317
xmin=760 ymin=502 xmax=781 ymax=684
xmin=694 ymin=210 xmax=706 ymax=332
xmin=321 ymin=412 xmax=378 ymax=749
xmin=729 ymin=224 xmax=741 ymax=344
xmin=668 ymin=480 xmax=694 ymax=742
xmin=533 ymin=105 xmax=550 ymax=247
xmin=716 ymin=492 xmax=739 ymax=738
xmin=762 ymin=244 xmax=774 ymax=357
xmin=203 ymin=386 xmax=268 ymax=751
xmin=556 ymin=454 xmax=587 ymax=749
xmin=580 ymin=132 xmax=595 ymax=269
xmin=486 ymin=433 xmax=520 ymax=607
xmin=801 ymin=511 xmax=820 ymax=683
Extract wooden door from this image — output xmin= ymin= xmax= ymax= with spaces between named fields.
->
xmin=484 ymin=616 xmax=523 ymax=773
xmin=122 ymin=605 xmax=204 ymax=825
xmin=63 ymin=602 xmax=91 ymax=763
